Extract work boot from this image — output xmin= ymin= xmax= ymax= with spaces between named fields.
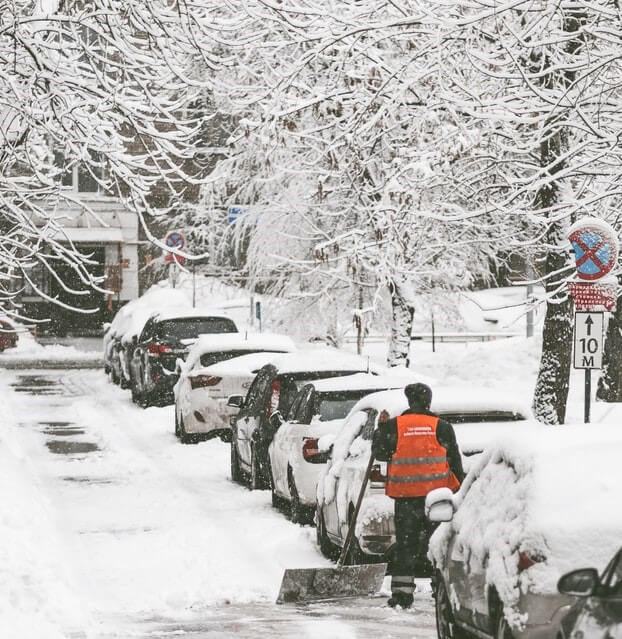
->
xmin=387 ymin=592 xmax=414 ymax=609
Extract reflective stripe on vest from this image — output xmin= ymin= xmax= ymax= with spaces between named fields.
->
xmin=386 ymin=414 xmax=460 ymax=499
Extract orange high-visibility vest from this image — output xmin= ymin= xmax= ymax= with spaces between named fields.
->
xmin=386 ymin=414 xmax=460 ymax=499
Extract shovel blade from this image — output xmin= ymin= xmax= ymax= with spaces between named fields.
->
xmin=276 ymin=562 xmax=387 ymax=604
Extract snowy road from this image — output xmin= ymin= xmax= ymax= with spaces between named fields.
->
xmin=2 ymin=368 xmax=436 ymax=639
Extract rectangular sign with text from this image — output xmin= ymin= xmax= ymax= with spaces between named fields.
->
xmin=573 ymin=312 xmax=604 ymax=369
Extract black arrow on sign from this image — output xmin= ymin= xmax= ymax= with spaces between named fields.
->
xmin=585 ymin=315 xmax=594 ymax=336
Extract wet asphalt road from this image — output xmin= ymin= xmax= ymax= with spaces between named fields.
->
xmin=9 ymin=368 xmax=437 ymax=639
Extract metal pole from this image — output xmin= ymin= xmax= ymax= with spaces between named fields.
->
xmin=192 ymin=262 xmax=196 ymax=308
xmin=526 ymin=283 xmax=534 ymax=338
xmin=584 ymin=368 xmax=591 ymax=423
xmin=431 ymin=310 xmax=436 ymax=353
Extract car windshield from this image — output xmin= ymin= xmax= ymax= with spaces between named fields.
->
xmin=439 ymin=410 xmax=527 ymax=423
xmin=199 ymin=349 xmax=284 ymax=368
xmin=313 ymin=390 xmax=380 ymax=422
xmin=156 ymin=317 xmax=237 ymax=340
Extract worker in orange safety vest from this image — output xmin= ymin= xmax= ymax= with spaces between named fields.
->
xmin=372 ymin=383 xmax=464 ymax=609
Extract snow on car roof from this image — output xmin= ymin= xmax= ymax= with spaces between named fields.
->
xmin=309 ymin=372 xmax=422 ymax=393
xmin=430 ymin=424 xmax=622 ymax=612
xmin=185 ymin=333 xmax=296 ymax=370
xmin=268 ymin=348 xmax=373 ymax=375
xmin=199 ymin=351 xmax=288 ymax=377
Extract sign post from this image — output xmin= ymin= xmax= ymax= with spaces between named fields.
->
xmin=573 ymin=312 xmax=605 ymax=423
xmin=567 ymin=218 xmax=619 ymax=423
xmin=163 ymin=230 xmax=186 ymax=289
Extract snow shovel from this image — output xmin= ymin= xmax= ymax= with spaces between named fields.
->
xmin=276 ymin=454 xmax=387 ymax=604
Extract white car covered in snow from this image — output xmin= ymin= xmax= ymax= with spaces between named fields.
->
xmin=428 ymin=425 xmax=622 ymax=639
xmin=268 ymin=372 xmax=419 ymax=524
xmin=174 ymin=333 xmax=295 ymax=443
xmin=315 ymin=387 xmax=532 ymax=566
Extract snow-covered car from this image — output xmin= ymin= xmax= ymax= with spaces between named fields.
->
xmin=268 ymin=372 xmax=420 ymax=524
xmin=315 ymin=387 xmax=532 ymax=567
xmin=428 ymin=426 xmax=622 ymax=639
xmin=130 ymin=309 xmax=238 ymax=407
xmin=173 ymin=333 xmax=296 ymax=444
xmin=229 ymin=348 xmax=388 ymax=490
xmin=104 ymin=286 xmax=189 ymax=386
xmin=557 ymin=546 xmax=622 ymax=639
xmin=0 ymin=318 xmax=19 ymax=351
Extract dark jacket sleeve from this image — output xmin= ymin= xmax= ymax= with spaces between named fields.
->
xmin=436 ymin=419 xmax=465 ymax=484
xmin=371 ymin=417 xmax=398 ymax=462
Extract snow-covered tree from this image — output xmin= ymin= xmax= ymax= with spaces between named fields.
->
xmin=0 ymin=1 xmax=211 ymax=317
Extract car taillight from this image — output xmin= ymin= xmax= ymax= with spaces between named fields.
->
xmin=302 ymin=437 xmax=329 ymax=464
xmin=370 ymin=463 xmax=386 ymax=488
xmin=148 ymin=342 xmax=172 ymax=357
xmin=267 ymin=380 xmax=281 ymax=417
xmin=518 ymin=551 xmax=544 ymax=572
xmin=190 ymin=375 xmax=222 ymax=390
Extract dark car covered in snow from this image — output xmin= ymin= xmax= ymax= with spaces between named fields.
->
xmin=130 ymin=310 xmax=238 ymax=407
xmin=557 ymin=547 xmax=622 ymax=639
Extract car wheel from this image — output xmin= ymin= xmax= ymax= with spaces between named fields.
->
xmin=435 ymin=577 xmax=463 ymax=639
xmin=316 ymin=507 xmax=337 ymax=560
xmin=495 ymin=614 xmax=515 ymax=639
xmin=230 ymin=442 xmax=243 ymax=484
xmin=179 ymin=416 xmax=195 ymax=445
xmin=288 ymin=471 xmax=313 ymax=525
xmin=130 ymin=383 xmax=141 ymax=405
xmin=343 ymin=506 xmax=364 ymax=565
xmin=269 ymin=463 xmax=285 ymax=509
xmin=250 ymin=447 xmax=268 ymax=491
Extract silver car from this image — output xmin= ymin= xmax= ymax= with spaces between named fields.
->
xmin=427 ymin=426 xmax=622 ymax=639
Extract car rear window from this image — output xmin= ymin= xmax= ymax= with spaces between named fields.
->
xmin=440 ymin=411 xmax=527 ymax=424
xmin=156 ymin=317 xmax=237 ymax=340
xmin=199 ymin=349 xmax=285 ymax=368
xmin=276 ymin=371 xmax=364 ymax=414
xmin=313 ymin=390 xmax=384 ymax=422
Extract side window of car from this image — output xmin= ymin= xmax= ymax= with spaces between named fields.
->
xmin=361 ymin=409 xmax=379 ymax=440
xmin=244 ymin=374 xmax=264 ymax=410
xmin=295 ymin=387 xmax=315 ymax=424
xmin=287 ymin=392 xmax=304 ymax=422
xmin=139 ymin=319 xmax=154 ymax=343
xmin=605 ymin=552 xmax=622 ymax=594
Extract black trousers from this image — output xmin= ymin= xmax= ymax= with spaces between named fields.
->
xmin=389 ymin=497 xmax=437 ymax=596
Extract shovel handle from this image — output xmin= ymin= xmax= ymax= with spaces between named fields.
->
xmin=337 ymin=453 xmax=376 ymax=569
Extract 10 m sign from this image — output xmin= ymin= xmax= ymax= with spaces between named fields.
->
xmin=573 ymin=312 xmax=604 ymax=370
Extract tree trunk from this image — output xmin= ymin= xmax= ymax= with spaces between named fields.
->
xmin=532 ymin=221 xmax=574 ymax=424
xmin=597 ymin=283 xmax=622 ymax=401
xmin=387 ymin=280 xmax=415 ymax=368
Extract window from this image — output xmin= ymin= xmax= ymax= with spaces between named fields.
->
xmin=156 ymin=317 xmax=237 ymax=341
xmin=53 ymin=150 xmax=106 ymax=194
xmin=440 ymin=411 xmax=527 ymax=424
xmin=199 ymin=348 xmax=276 ymax=368
xmin=361 ymin=409 xmax=379 ymax=440
xmin=312 ymin=391 xmax=380 ymax=423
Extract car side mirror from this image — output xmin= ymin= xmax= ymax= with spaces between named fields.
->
xmin=425 ymin=487 xmax=455 ymax=522
xmin=558 ymin=568 xmax=599 ymax=597
xmin=269 ymin=411 xmax=284 ymax=430
xmin=227 ymin=394 xmax=244 ymax=409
